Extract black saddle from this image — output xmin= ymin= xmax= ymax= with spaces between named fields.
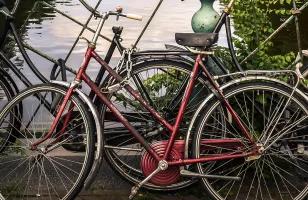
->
xmin=175 ymin=33 xmax=218 ymax=48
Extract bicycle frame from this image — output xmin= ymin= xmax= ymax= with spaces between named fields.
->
xmin=23 ymin=0 xmax=258 ymax=166
xmin=94 ymin=48 xmax=257 ymax=165
xmin=32 ymin=46 xmax=259 ymax=167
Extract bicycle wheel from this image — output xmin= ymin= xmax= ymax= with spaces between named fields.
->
xmin=100 ymin=59 xmax=210 ymax=190
xmin=0 ymin=68 xmax=19 ymax=152
xmin=192 ymin=80 xmax=308 ymax=200
xmin=0 ymin=84 xmax=95 ymax=199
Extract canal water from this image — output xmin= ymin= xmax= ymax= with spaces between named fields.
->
xmin=9 ymin=0 xmax=205 ymax=87
xmin=4 ymin=0 xmax=308 ymax=88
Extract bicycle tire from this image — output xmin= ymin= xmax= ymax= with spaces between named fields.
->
xmin=192 ymin=80 xmax=308 ymax=200
xmin=0 ymin=83 xmax=95 ymax=200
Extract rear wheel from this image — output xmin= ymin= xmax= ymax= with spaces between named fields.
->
xmin=193 ymin=81 xmax=308 ymax=200
xmin=0 ymin=84 xmax=95 ymax=199
xmin=101 ymin=60 xmax=210 ymax=190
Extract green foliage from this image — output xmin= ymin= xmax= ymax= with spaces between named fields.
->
xmin=143 ymin=69 xmax=185 ymax=107
xmin=220 ymin=0 xmax=304 ymax=70
xmin=114 ymin=69 xmax=187 ymax=112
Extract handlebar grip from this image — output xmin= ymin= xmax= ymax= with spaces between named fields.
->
xmin=126 ymin=14 xmax=143 ymax=21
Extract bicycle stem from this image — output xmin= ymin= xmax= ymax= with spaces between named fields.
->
xmin=91 ymin=14 xmax=107 ymax=45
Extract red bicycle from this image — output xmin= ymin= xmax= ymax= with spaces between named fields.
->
xmin=0 ymin=3 xmax=307 ymax=200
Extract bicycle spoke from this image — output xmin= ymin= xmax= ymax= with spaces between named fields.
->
xmin=0 ymin=85 xmax=94 ymax=199
xmin=194 ymin=82 xmax=308 ymax=200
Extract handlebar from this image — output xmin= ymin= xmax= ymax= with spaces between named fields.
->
xmin=78 ymin=1 xmax=142 ymax=21
xmin=108 ymin=11 xmax=142 ymax=21
xmin=114 ymin=6 xmax=142 ymax=21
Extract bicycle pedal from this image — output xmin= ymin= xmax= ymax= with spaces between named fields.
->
xmin=128 ymin=186 xmax=139 ymax=200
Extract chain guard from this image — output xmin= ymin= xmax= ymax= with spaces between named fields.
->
xmin=140 ymin=140 xmax=184 ymax=186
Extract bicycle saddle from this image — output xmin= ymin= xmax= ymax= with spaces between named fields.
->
xmin=175 ymin=33 xmax=218 ymax=48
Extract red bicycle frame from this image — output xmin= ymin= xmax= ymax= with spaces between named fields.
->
xmin=31 ymin=44 xmax=259 ymax=166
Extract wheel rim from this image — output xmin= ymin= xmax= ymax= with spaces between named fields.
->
xmin=195 ymin=84 xmax=308 ymax=200
xmin=0 ymin=86 xmax=93 ymax=199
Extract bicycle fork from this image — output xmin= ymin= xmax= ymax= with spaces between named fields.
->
xmin=31 ymin=81 xmax=79 ymax=151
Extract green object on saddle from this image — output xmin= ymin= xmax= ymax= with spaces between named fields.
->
xmin=191 ymin=0 xmax=219 ymax=33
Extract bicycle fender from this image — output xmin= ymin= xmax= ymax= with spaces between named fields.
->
xmin=51 ymin=80 xmax=103 ymax=190
xmin=132 ymin=52 xmax=195 ymax=67
xmin=184 ymin=76 xmax=308 ymax=160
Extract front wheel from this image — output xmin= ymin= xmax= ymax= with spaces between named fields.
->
xmin=192 ymin=81 xmax=308 ymax=200
xmin=0 ymin=84 xmax=95 ymax=199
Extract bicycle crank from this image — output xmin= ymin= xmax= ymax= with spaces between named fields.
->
xmin=129 ymin=160 xmax=167 ymax=200
xmin=129 ymin=141 xmax=184 ymax=199
xmin=140 ymin=141 xmax=184 ymax=186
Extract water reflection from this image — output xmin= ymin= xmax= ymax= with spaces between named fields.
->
xmin=11 ymin=0 xmax=202 ymax=86
xmin=4 ymin=0 xmax=308 ymax=87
